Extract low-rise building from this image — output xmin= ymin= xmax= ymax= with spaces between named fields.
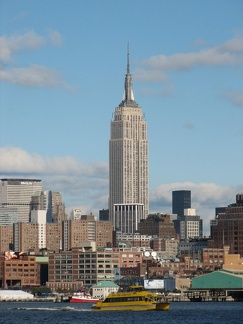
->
xmin=0 ymin=252 xmax=40 ymax=288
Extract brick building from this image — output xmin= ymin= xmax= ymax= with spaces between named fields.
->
xmin=138 ymin=213 xmax=177 ymax=239
xmin=210 ymin=194 xmax=243 ymax=256
xmin=0 ymin=252 xmax=39 ymax=288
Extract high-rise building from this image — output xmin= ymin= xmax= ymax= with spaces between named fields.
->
xmin=109 ymin=48 xmax=149 ymax=233
xmin=0 ymin=178 xmax=42 ymax=223
xmin=51 ymin=192 xmax=66 ymax=223
xmin=30 ymin=190 xmax=52 ymax=223
xmin=172 ymin=190 xmax=191 ymax=220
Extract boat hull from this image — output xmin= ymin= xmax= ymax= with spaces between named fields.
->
xmin=92 ymin=302 xmax=156 ymax=311
xmin=155 ymin=302 xmax=170 ymax=311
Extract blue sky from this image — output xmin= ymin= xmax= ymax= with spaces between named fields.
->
xmin=0 ymin=0 xmax=243 ymax=234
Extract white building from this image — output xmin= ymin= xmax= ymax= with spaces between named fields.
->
xmin=109 ymin=48 xmax=149 ymax=233
xmin=70 ymin=208 xmax=82 ymax=220
xmin=180 ymin=208 xmax=203 ymax=240
xmin=31 ymin=210 xmax=47 ymax=250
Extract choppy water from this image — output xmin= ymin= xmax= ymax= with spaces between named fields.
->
xmin=0 ymin=301 xmax=242 ymax=324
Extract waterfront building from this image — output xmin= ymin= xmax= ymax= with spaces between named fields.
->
xmin=47 ymin=247 xmax=120 ymax=291
xmin=0 ymin=178 xmax=42 ymax=223
xmin=109 ymin=48 xmax=149 ymax=233
xmin=0 ymin=253 xmax=39 ymax=288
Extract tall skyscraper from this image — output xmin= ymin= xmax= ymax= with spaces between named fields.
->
xmin=0 ymin=178 xmax=42 ymax=223
xmin=109 ymin=48 xmax=149 ymax=233
xmin=172 ymin=190 xmax=191 ymax=220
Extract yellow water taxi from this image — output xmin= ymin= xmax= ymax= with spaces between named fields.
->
xmin=92 ymin=285 xmax=170 ymax=311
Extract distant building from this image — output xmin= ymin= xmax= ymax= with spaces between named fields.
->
xmin=114 ymin=203 xmax=144 ymax=234
xmin=99 ymin=209 xmax=109 ymax=221
xmin=138 ymin=213 xmax=177 ymax=239
xmin=62 ymin=216 xmax=113 ymax=250
xmin=180 ymin=208 xmax=203 ymax=240
xmin=178 ymin=237 xmax=209 ymax=261
xmin=30 ymin=190 xmax=52 ymax=222
xmin=30 ymin=210 xmax=47 ymax=250
xmin=51 ymin=192 xmax=66 ymax=223
xmin=0 ymin=178 xmax=42 ymax=223
xmin=210 ymin=194 xmax=243 ymax=256
xmin=172 ymin=190 xmax=191 ymax=220
xmin=70 ymin=208 xmax=82 ymax=221
xmin=115 ymin=231 xmax=151 ymax=249
xmin=0 ymin=206 xmax=18 ymax=226
xmin=0 ymin=225 xmax=13 ymax=252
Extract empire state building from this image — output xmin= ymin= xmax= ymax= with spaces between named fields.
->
xmin=109 ymin=49 xmax=149 ymax=233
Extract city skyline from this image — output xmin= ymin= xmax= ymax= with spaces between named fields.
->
xmin=0 ymin=1 xmax=243 ymax=234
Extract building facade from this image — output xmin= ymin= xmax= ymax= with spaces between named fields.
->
xmin=138 ymin=213 xmax=177 ymax=239
xmin=180 ymin=209 xmax=203 ymax=240
xmin=62 ymin=216 xmax=113 ymax=251
xmin=0 ymin=253 xmax=39 ymax=288
xmin=47 ymin=247 xmax=120 ymax=291
xmin=0 ymin=178 xmax=42 ymax=223
xmin=210 ymin=194 xmax=243 ymax=256
xmin=109 ymin=49 xmax=149 ymax=233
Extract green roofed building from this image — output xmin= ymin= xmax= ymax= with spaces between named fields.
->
xmin=192 ymin=270 xmax=243 ymax=289
xmin=188 ymin=270 xmax=243 ymax=301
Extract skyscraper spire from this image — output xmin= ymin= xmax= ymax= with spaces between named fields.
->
xmin=127 ymin=42 xmax=130 ymax=74
xmin=120 ymin=44 xmax=138 ymax=107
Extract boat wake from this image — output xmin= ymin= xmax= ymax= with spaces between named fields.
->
xmin=14 ymin=306 xmax=91 ymax=312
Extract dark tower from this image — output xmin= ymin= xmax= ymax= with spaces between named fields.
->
xmin=172 ymin=190 xmax=191 ymax=220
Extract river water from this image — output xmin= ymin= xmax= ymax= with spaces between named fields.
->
xmin=0 ymin=301 xmax=242 ymax=324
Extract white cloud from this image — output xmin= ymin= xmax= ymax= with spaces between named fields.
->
xmin=0 ymin=30 xmax=71 ymax=89
xmin=0 ymin=147 xmax=108 ymax=177
xmin=134 ymin=38 xmax=243 ymax=83
xmin=0 ymin=31 xmax=45 ymax=63
xmin=0 ymin=64 xmax=71 ymax=88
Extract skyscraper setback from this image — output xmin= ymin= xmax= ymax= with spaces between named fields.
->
xmin=109 ymin=48 xmax=149 ymax=233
